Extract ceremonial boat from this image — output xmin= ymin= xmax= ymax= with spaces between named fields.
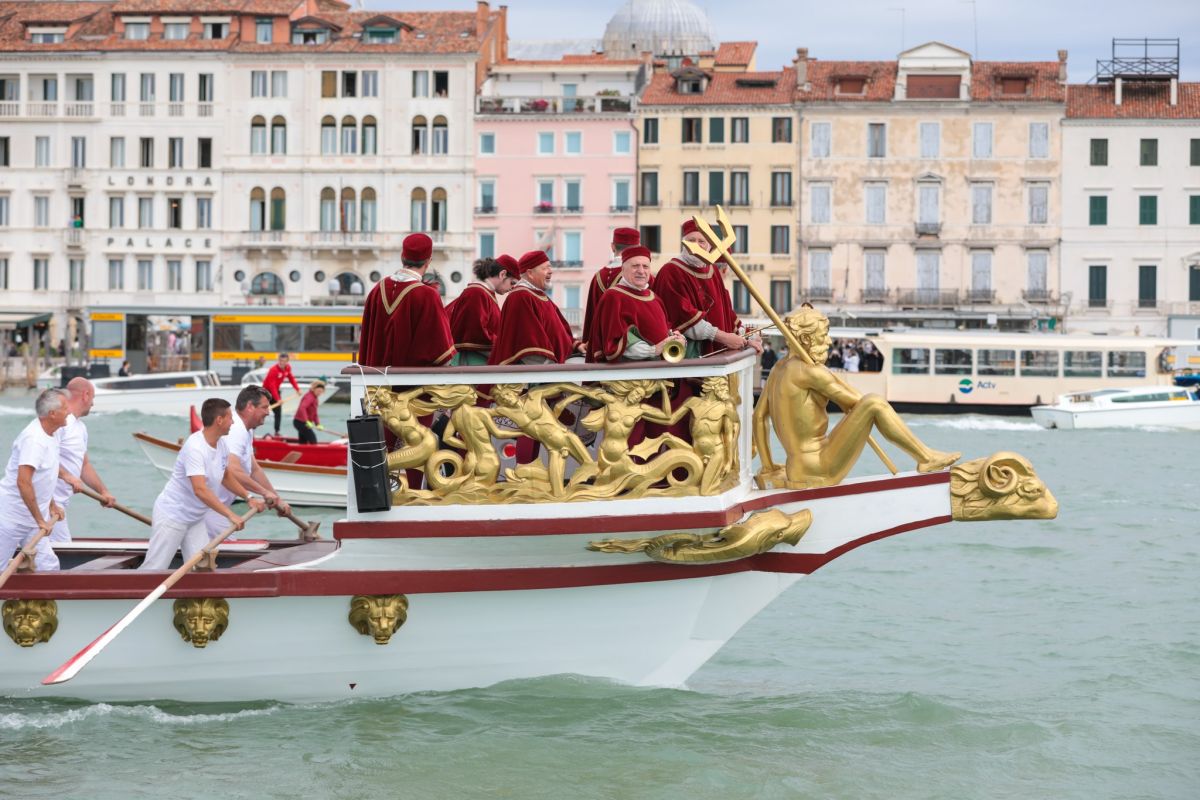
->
xmin=0 ymin=211 xmax=1058 ymax=704
xmin=1031 ymin=384 xmax=1200 ymax=430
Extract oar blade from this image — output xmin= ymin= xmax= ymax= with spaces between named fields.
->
xmin=41 ymin=586 xmax=166 ymax=685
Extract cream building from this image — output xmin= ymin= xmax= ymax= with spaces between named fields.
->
xmin=796 ymin=42 xmax=1068 ymax=330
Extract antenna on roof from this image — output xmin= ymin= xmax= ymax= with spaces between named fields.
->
xmin=888 ymin=7 xmax=906 ymax=52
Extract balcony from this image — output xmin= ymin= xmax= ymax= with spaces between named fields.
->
xmin=64 ymin=102 xmax=95 ymax=118
xmin=561 ymin=205 xmax=584 ymax=215
xmin=807 ymin=286 xmax=834 ymax=302
xmin=533 ymin=204 xmax=557 ymax=214
xmin=139 ymin=103 xmax=155 ymax=117
xmin=310 ymin=231 xmax=378 ymax=251
xmin=1087 ymin=298 xmax=1111 ymax=309
xmin=27 ymin=102 xmax=58 ymax=117
xmin=609 ymin=205 xmax=634 ymax=214
xmin=1135 ymin=298 xmax=1163 ymax=312
xmin=63 ymin=228 xmax=84 ymax=247
xmin=914 ymin=222 xmax=942 ymax=236
xmin=476 ymin=95 xmax=635 ymax=115
xmin=964 ymin=288 xmax=996 ymax=304
xmin=0 ymin=101 xmax=17 ymax=117
xmin=474 ymin=205 xmax=497 ymax=215
xmin=1021 ymin=288 xmax=1056 ymax=304
xmin=110 ymin=102 xmax=126 ymax=117
xmin=559 ymin=260 xmax=584 ymax=269
xmin=896 ymin=288 xmax=959 ymax=307
xmin=861 ymin=287 xmax=890 ymax=303
xmin=239 ymin=230 xmax=288 ymax=250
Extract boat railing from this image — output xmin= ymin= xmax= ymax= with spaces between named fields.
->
xmin=340 ymin=352 xmax=757 ymax=518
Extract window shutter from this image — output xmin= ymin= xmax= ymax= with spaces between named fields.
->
xmin=918 ymin=185 xmax=939 ymax=224
xmin=1028 ymin=252 xmax=1049 ymax=292
xmin=971 ymin=252 xmax=992 ymax=291
xmin=920 ymin=122 xmax=939 ymax=158
xmin=809 ymin=251 xmax=831 ymax=288
xmin=865 ymin=252 xmax=885 ymax=290
xmin=811 ymin=123 xmax=830 ymax=158
xmin=1029 ymin=123 xmax=1049 ymax=158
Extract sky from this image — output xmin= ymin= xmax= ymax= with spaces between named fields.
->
xmin=365 ymin=0 xmax=1198 ymax=82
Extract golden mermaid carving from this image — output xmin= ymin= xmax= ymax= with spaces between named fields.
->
xmin=491 ymin=383 xmax=594 ymax=498
xmin=588 ymin=508 xmax=812 ymax=564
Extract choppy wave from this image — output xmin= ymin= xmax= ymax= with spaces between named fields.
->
xmin=0 ymin=405 xmax=30 ymax=416
xmin=0 ymin=702 xmax=282 ymax=730
xmin=907 ymin=415 xmax=1043 ymax=431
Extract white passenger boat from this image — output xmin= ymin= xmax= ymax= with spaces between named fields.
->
xmin=86 ymin=370 xmax=338 ymax=417
xmin=1031 ymin=385 xmax=1200 ymax=430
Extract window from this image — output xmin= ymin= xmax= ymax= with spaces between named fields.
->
xmin=111 ymin=73 xmax=126 ymax=103
xmin=973 ymin=122 xmax=993 ymax=158
xmin=139 ymin=73 xmax=155 ymax=102
xmin=732 ymin=283 xmax=751 ymax=315
xmin=810 ymin=122 xmax=831 ymax=158
xmin=412 ymin=71 xmax=429 ymax=98
xmin=167 ymin=259 xmax=183 ymax=291
xmin=365 ymin=27 xmax=397 ymax=44
xmin=269 ymin=187 xmax=286 ymax=231
xmin=479 ymin=133 xmax=496 ymax=155
xmin=107 ymin=258 xmax=123 ymax=290
xmin=321 ymin=71 xmax=337 ymax=98
xmin=867 ymin=123 xmax=886 ymax=158
xmin=319 ymin=188 xmax=336 ymax=231
xmin=682 ymin=118 xmax=702 ymax=144
xmin=536 ymin=179 xmax=554 ymax=208
xmin=138 ymin=196 xmax=153 ymax=228
xmin=168 ymin=137 xmax=183 ymax=168
xmin=321 ymin=117 xmax=337 ymax=155
xmin=478 ymin=180 xmax=496 ymax=212
xmin=971 ymin=183 xmax=992 ymax=224
xmin=892 ymin=348 xmax=931 ymax=375
xmin=935 ymin=349 xmax=973 ymax=375
xmin=772 ymin=117 xmax=792 ymax=143
xmin=31 ymin=31 xmax=65 ymax=44
xmin=109 ymin=196 xmax=124 ymax=228
xmin=109 ymin=137 xmax=125 ymax=168
xmin=564 ymin=131 xmax=582 ymax=154
xmin=771 ymin=172 xmax=792 ymax=206
xmin=809 ymin=250 xmax=831 ymax=291
xmin=731 ymin=225 xmax=748 ymax=254
xmin=478 ymin=232 xmax=495 ymax=259
xmin=865 ymin=183 xmax=886 ymax=224
xmin=563 ymin=231 xmax=582 ymax=264
xmin=642 ymin=117 xmax=659 ymax=145
xmin=1140 ymin=138 xmax=1157 ymax=166
xmin=203 ymin=22 xmax=227 ymax=39
xmin=1139 ymin=195 xmax=1157 ymax=225
xmin=1064 ymin=351 xmax=1102 ymax=377
xmin=564 ymin=180 xmax=582 ymax=212
xmin=709 ymin=117 xmax=725 ymax=144
xmin=256 ymin=18 xmax=273 ymax=43
xmin=612 ymin=178 xmax=631 ymax=211
xmin=362 ymin=117 xmax=377 ymax=155
xmin=164 ymin=22 xmax=188 ymax=41
xmin=1089 ymin=196 xmax=1107 ymax=226
xmin=1191 ymin=196 xmax=1200 ymax=225
xmin=770 ymin=280 xmax=792 ymax=313
xmin=1088 ymin=265 xmax=1107 ymax=307
xmin=770 ymin=225 xmax=789 ymax=255
xmin=810 ymin=183 xmax=831 ymax=223
xmin=1000 ymin=77 xmax=1028 ymax=95
xmin=342 ymin=71 xmax=357 ymax=98
xmin=196 ymin=197 xmax=212 ymax=229
xmin=1029 ymin=122 xmax=1049 ymax=158
xmin=271 ymin=71 xmax=287 ymax=98
xmin=640 ymin=225 xmax=661 ymax=253
xmin=1192 ymin=265 xmax=1200 ymax=302
xmin=640 ymin=172 xmax=658 ymax=206
xmin=271 ymin=117 xmax=287 ymax=154
xmin=1027 ymin=251 xmax=1048 ymax=294
xmin=682 ymin=171 xmax=700 ymax=206
xmin=250 ymin=117 xmax=267 ymax=154
xmin=36 ymin=136 xmax=50 ymax=167
xmin=71 ymin=136 xmax=86 ymax=168
xmin=249 ymin=188 xmax=265 ymax=231
xmin=139 ymin=137 xmax=153 ymax=168
xmin=124 ymin=23 xmax=150 ymax=41
xmin=70 ymin=196 xmax=85 ymax=227
xmin=1108 ymin=351 xmax=1147 ymax=378
xmin=411 ymin=117 xmax=427 ymax=154
xmin=1028 ymin=184 xmax=1048 ymax=224
xmin=919 ymin=122 xmax=940 ymax=158
xmin=731 ymin=117 xmax=749 ymax=143
xmin=362 ymin=71 xmax=378 ymax=97
xmin=1138 ymin=265 xmax=1157 ymax=308
xmin=1020 ymin=350 xmax=1058 ymax=377
xmin=864 ymin=251 xmax=886 ymax=298
xmin=198 ymin=138 xmax=212 ymax=168
xmin=33 ymin=258 xmax=49 ymax=291
xmin=730 ymin=172 xmax=750 ymax=206
xmin=916 ymin=251 xmax=940 ymax=292
xmin=433 ymin=71 xmax=449 ymax=97
xmin=708 ymin=171 xmax=724 ymax=206
xmin=537 ymin=132 xmax=554 ymax=155
xmin=613 ymin=131 xmax=631 ymax=154
xmin=33 ymin=195 xmax=49 ymax=227
xmin=1090 ymin=138 xmax=1108 ymax=166
xmin=971 ymin=250 xmax=992 ymax=294
xmin=137 ymin=259 xmax=153 ymax=291
xmin=918 ymin=184 xmax=940 ymax=224
xmin=0 ymin=195 xmax=7 ymax=226
xmin=1192 ymin=139 xmax=1200 ymax=166
xmin=198 ymin=74 xmax=213 ymax=103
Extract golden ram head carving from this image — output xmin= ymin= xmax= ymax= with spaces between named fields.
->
xmin=2 ymin=599 xmax=58 ymax=647
xmin=349 ymin=594 xmax=409 ymax=645
xmin=950 ymin=452 xmax=1058 ymax=522
xmin=172 ymin=598 xmax=230 ymax=648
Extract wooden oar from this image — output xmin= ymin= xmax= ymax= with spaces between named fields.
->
xmin=41 ymin=508 xmax=259 ymax=686
xmin=0 ymin=511 xmax=62 ymax=590
xmin=279 ymin=509 xmax=321 ymax=542
xmin=77 ymin=485 xmax=151 ymax=526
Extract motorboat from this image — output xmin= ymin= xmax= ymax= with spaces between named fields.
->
xmin=1031 ymin=385 xmax=1200 ymax=430
xmin=84 ymin=370 xmax=338 ymax=417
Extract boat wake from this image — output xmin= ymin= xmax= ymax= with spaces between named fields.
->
xmin=0 ymin=405 xmax=30 ymax=416
xmin=0 ymin=702 xmax=283 ymax=730
xmin=908 ymin=416 xmax=1042 ymax=432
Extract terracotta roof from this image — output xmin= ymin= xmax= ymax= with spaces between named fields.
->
xmin=796 ymin=59 xmax=1064 ymax=103
xmin=796 ymin=60 xmax=897 ymax=102
xmin=1067 ymin=82 xmax=1200 ymax=119
xmin=971 ymin=61 xmax=1064 ymax=101
xmin=714 ymin=41 xmax=755 ymax=66
xmin=640 ymin=68 xmax=795 ymax=106
xmin=0 ymin=2 xmax=108 ymax=24
xmin=111 ymin=0 xmax=245 ymax=11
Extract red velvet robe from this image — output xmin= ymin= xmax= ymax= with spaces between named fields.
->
xmin=591 ymin=284 xmax=671 ymax=362
xmin=357 ymin=276 xmax=455 ymax=367
xmin=445 ymin=282 xmax=501 ymax=355
xmin=487 ymin=284 xmax=576 ymax=365
xmin=581 ymin=265 xmax=657 ymax=352
xmin=652 ymin=257 xmax=739 ymax=355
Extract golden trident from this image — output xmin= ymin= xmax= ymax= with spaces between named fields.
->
xmin=684 ymin=207 xmax=898 ymax=476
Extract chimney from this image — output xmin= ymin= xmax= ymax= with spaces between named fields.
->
xmin=476 ymin=1 xmax=489 ymax=36
xmin=794 ymin=47 xmax=808 ymax=87
xmin=1057 ymin=49 xmax=1067 ymax=83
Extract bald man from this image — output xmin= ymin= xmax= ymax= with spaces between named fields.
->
xmin=52 ymin=377 xmax=116 ymax=543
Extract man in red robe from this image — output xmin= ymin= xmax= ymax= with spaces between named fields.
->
xmin=653 ymin=219 xmax=762 ymax=358
xmin=580 ymin=227 xmax=642 ymax=354
xmin=357 ymin=233 xmax=455 ymax=367
xmin=591 ymin=246 xmax=684 ymax=362
xmin=446 ymin=254 xmax=517 ymax=365
xmin=488 ymin=250 xmax=580 ymax=366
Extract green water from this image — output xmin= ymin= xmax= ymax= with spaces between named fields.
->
xmin=0 ymin=391 xmax=1196 ymax=799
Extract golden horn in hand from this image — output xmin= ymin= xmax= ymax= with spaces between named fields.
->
xmin=661 ymin=338 xmax=686 ymax=363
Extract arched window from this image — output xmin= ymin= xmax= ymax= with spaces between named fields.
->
xmin=431 ymin=187 xmax=447 ymax=232
xmin=250 ymin=116 xmax=266 ymax=155
xmin=320 ymin=116 xmax=337 ymax=155
xmin=410 ymin=187 xmax=427 ymax=231
xmin=332 ymin=270 xmax=364 ymax=296
xmin=432 ymin=115 xmax=448 ymax=155
xmin=339 ymin=187 xmax=356 ymax=232
xmin=249 ymin=186 xmax=265 ymax=231
xmin=271 ymin=115 xmax=287 ymax=154
xmin=411 ymin=115 xmax=428 ymax=155
xmin=361 ymin=115 xmax=377 ymax=155
xmin=269 ymin=187 xmax=286 ymax=231
xmin=319 ymin=187 xmax=336 ymax=232
xmin=360 ymin=187 xmax=377 ymax=232
xmin=341 ymin=115 xmax=357 ymax=154
xmin=250 ymin=272 xmax=284 ymax=295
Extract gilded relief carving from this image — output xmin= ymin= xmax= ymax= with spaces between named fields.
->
xmin=349 ymin=594 xmax=409 ymax=645
xmin=2 ymin=599 xmax=58 ymax=647
xmin=171 ymin=598 xmax=230 ymax=648
xmin=950 ymin=452 xmax=1059 ymax=522
xmin=588 ymin=508 xmax=812 ymax=564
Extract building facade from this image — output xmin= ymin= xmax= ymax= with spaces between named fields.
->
xmin=796 ymin=43 xmax=1067 ymax=330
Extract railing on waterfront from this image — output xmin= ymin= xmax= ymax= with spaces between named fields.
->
xmin=476 ymin=95 xmax=635 ymax=115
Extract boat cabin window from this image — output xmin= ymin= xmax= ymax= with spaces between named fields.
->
xmin=214 ymin=321 xmax=360 ymax=355
xmin=1111 ymin=391 xmax=1175 ymax=404
xmin=934 ymin=349 xmax=972 ymax=375
xmin=892 ymin=348 xmax=931 ymax=374
xmin=1064 ymin=351 xmax=1102 ymax=378
xmin=214 ymin=323 xmax=241 ymax=351
xmin=91 ymin=320 xmax=124 ymax=352
xmin=242 ymin=323 xmax=302 ymax=353
xmin=977 ymin=349 xmax=1016 ymax=376
xmin=1020 ymin=350 xmax=1058 ymax=377
xmin=302 ymin=324 xmax=359 ymax=353
xmin=1106 ymin=351 xmax=1146 ymax=378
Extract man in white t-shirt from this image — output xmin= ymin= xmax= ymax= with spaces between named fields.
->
xmin=203 ymin=385 xmax=292 ymax=541
xmin=52 ymin=377 xmax=117 ymax=543
xmin=0 ymin=389 xmax=71 ymax=571
xmin=140 ymin=397 xmax=265 ymax=571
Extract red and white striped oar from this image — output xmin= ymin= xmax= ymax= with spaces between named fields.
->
xmin=42 ymin=508 xmax=258 ymax=686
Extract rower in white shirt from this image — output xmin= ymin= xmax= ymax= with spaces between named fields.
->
xmin=140 ymin=397 xmax=265 ymax=571
xmin=203 ymin=385 xmax=292 ymax=541
xmin=0 ymin=389 xmax=71 ymax=571
xmin=52 ymin=377 xmax=117 ymax=543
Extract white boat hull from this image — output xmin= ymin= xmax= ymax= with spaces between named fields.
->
xmin=1032 ymin=402 xmax=1200 ymax=430
xmin=90 ymin=383 xmax=339 ymax=417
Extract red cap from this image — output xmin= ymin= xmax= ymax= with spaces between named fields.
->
xmin=681 ymin=219 xmax=701 ymax=237
xmin=620 ymin=245 xmax=652 ymax=264
xmin=495 ymin=254 xmax=518 ymax=274
xmin=401 ymin=233 xmax=433 ymax=263
xmin=518 ymin=250 xmax=550 ymax=274
xmin=612 ymin=227 xmax=640 ymax=246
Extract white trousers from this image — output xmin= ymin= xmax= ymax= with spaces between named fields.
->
xmin=140 ymin=516 xmax=208 ymax=571
xmin=203 ymin=508 xmax=239 ymax=542
xmin=0 ymin=523 xmax=60 ymax=572
xmin=50 ymin=500 xmax=72 ymax=543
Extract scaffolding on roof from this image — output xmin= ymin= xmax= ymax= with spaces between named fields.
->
xmin=1094 ymin=38 xmax=1180 ymax=83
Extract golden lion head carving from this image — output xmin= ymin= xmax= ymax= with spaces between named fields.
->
xmin=348 ymin=594 xmax=409 ymax=645
xmin=2 ymin=599 xmax=58 ymax=647
xmin=172 ymin=597 xmax=230 ymax=648
xmin=950 ymin=452 xmax=1058 ymax=522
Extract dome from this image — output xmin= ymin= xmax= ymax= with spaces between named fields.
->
xmin=602 ymin=0 xmax=716 ymax=58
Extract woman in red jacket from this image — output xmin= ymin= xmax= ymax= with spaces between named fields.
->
xmin=293 ymin=380 xmax=325 ymax=444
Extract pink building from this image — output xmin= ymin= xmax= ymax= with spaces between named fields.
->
xmin=474 ymin=56 xmax=642 ymax=330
